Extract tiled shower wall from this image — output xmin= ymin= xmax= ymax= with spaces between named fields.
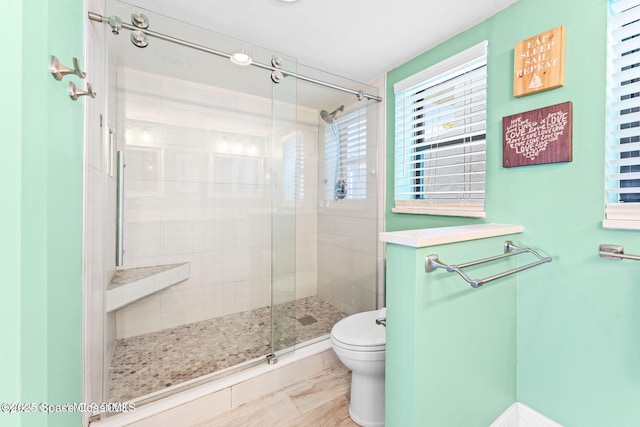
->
xmin=113 ymin=68 xmax=319 ymax=339
xmin=317 ymin=76 xmax=385 ymax=315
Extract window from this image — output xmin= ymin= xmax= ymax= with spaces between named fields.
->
xmin=393 ymin=41 xmax=487 ymax=217
xmin=605 ymin=0 xmax=640 ymax=229
xmin=323 ymin=107 xmax=368 ymax=202
xmin=283 ymin=131 xmax=304 ymax=202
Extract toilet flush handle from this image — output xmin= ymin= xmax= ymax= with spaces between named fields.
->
xmin=375 ymin=317 xmax=386 ymax=327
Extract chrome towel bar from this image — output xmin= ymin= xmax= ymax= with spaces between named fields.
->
xmin=425 ymin=241 xmax=552 ymax=288
xmin=599 ymin=244 xmax=640 ymax=261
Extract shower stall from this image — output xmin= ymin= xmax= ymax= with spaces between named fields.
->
xmin=86 ymin=0 xmax=382 ymax=413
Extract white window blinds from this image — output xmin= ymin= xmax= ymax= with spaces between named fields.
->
xmin=323 ymin=108 xmax=367 ymax=201
xmin=605 ymin=0 xmax=640 ymax=229
xmin=283 ymin=132 xmax=305 ymax=202
xmin=393 ymin=41 xmax=487 ymax=217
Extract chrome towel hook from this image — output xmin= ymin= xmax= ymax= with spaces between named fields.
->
xmin=69 ymin=81 xmax=96 ymax=100
xmin=50 ymin=55 xmax=86 ymax=81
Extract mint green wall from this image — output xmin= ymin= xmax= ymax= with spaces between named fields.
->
xmin=386 ymin=0 xmax=640 ymax=425
xmin=386 ymin=236 xmax=518 ymax=426
xmin=0 ymin=1 xmax=24 ymax=426
xmin=0 ymin=0 xmax=84 ymax=426
xmin=385 ymin=244 xmax=417 ymax=426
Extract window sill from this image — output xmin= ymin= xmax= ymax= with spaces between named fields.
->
xmin=602 ymin=219 xmax=640 ymax=230
xmin=604 ymin=204 xmax=640 ymax=230
xmin=392 ymin=206 xmax=485 ymax=218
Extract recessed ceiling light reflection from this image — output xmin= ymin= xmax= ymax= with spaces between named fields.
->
xmin=230 ymin=51 xmax=253 ymax=66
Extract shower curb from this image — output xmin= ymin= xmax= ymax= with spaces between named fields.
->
xmin=89 ymin=340 xmax=333 ymax=427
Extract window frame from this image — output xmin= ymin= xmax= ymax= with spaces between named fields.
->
xmin=392 ymin=41 xmax=488 ymax=218
xmin=604 ymin=0 xmax=640 ymax=230
xmin=322 ymin=106 xmax=369 ymax=204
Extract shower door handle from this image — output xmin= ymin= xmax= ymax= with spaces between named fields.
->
xmin=116 ymin=150 xmax=125 ymax=266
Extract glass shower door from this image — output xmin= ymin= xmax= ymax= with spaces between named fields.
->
xmin=103 ymin=0 xmax=297 ymax=403
xmin=270 ymin=56 xmax=298 ymax=359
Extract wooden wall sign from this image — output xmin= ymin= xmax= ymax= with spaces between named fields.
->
xmin=502 ymin=101 xmax=572 ymax=168
xmin=513 ymin=26 xmax=565 ymax=97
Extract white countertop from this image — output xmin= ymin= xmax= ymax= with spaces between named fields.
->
xmin=379 ymin=223 xmax=524 ymax=248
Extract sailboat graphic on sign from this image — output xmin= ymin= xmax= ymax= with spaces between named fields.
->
xmin=528 ymin=73 xmax=542 ymax=89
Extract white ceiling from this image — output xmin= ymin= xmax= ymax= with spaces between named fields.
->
xmin=125 ymin=0 xmax=519 ymax=85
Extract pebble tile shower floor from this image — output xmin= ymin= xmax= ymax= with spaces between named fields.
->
xmin=106 ymin=296 xmax=347 ymax=401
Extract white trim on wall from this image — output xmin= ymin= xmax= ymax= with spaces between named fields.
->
xmin=491 ymin=402 xmax=564 ymax=427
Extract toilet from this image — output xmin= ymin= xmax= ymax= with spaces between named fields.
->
xmin=330 ymin=307 xmax=386 ymax=427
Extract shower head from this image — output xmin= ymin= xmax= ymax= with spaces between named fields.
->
xmin=320 ymin=105 xmax=344 ymax=123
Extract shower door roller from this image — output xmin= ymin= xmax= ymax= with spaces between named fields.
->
xmin=131 ymin=30 xmax=149 ymax=48
xmin=271 ymin=70 xmax=284 ymax=83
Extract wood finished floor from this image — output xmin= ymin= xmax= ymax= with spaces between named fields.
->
xmin=193 ymin=363 xmax=359 ymax=427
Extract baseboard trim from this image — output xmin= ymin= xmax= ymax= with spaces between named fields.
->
xmin=491 ymin=402 xmax=563 ymax=427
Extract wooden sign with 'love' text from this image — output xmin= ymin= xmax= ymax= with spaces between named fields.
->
xmin=502 ymin=101 xmax=572 ymax=168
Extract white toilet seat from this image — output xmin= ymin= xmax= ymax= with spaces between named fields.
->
xmin=331 ymin=309 xmax=386 ymax=352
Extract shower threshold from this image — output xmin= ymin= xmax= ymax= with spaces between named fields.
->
xmin=105 ymin=296 xmax=347 ymax=402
